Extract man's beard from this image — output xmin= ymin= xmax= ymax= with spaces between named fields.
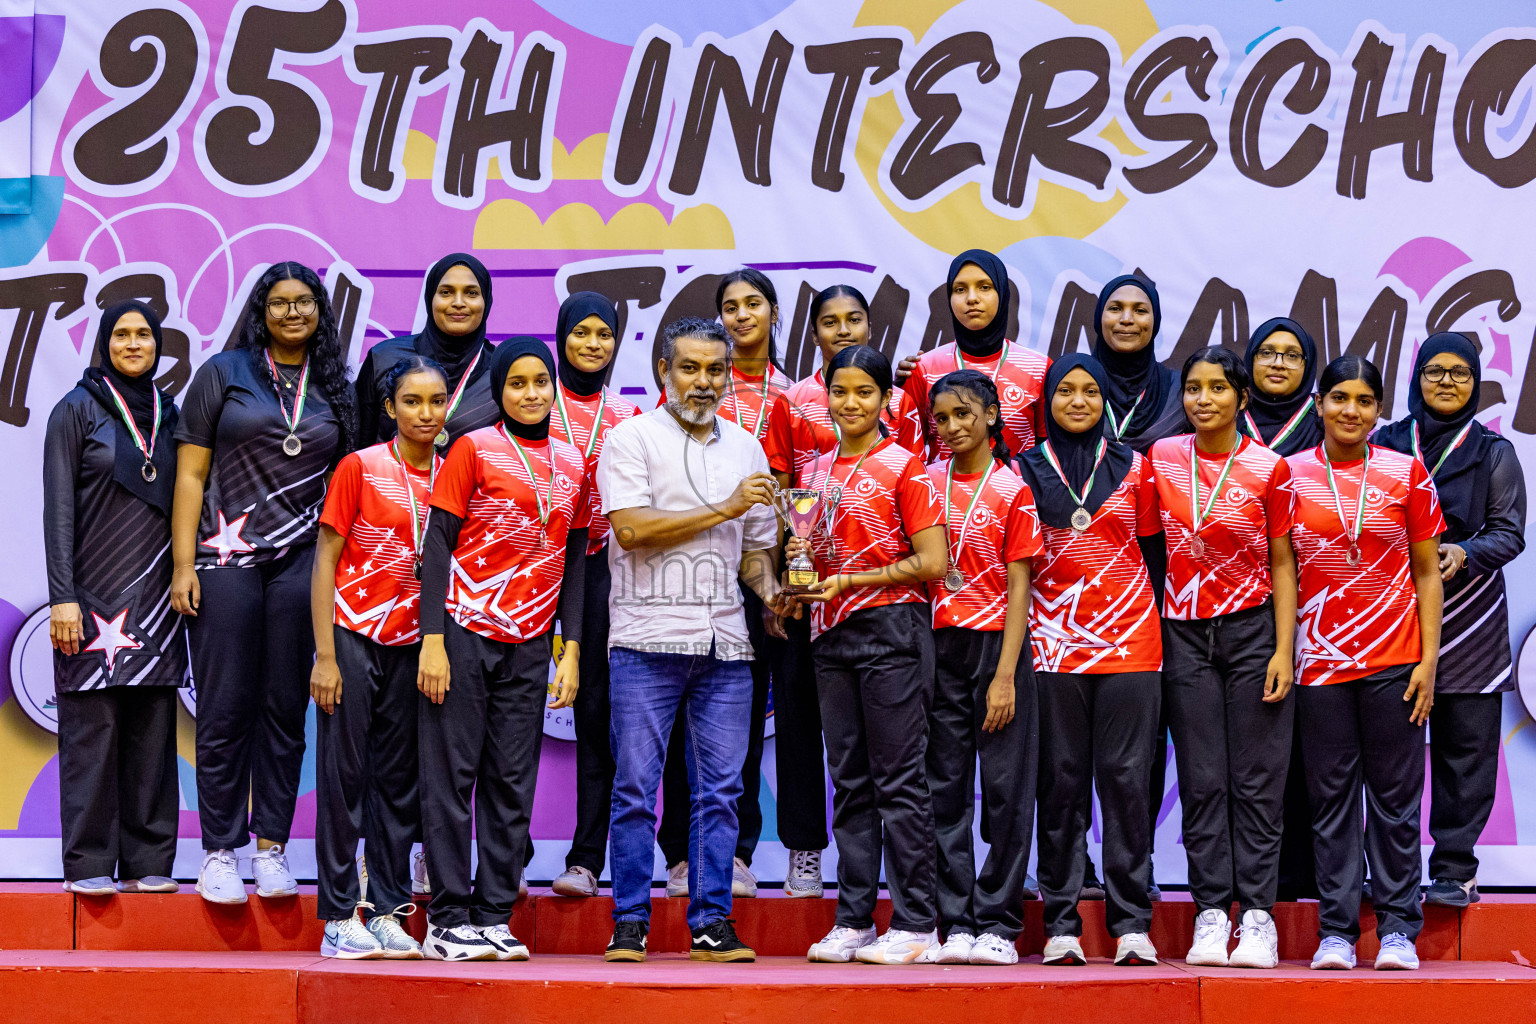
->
xmin=664 ymin=377 xmax=721 ymax=427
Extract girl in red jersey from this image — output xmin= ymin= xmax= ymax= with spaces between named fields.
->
xmin=1288 ymin=356 xmax=1443 ymax=973
xmin=311 ymin=355 xmax=448 ymax=960
xmin=1015 ymin=353 xmax=1163 ymax=968
xmin=788 ymin=346 xmax=947 ymax=966
xmin=922 ymin=369 xmax=1042 ymax=967
xmin=415 ymin=338 xmax=590 ymax=962
xmin=904 ymin=250 xmax=1051 ymax=461
xmin=545 ymin=293 xmax=641 ymax=900
xmin=1149 ymin=348 xmax=1298 ymax=970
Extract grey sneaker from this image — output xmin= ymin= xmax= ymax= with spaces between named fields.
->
xmin=666 ymin=861 xmax=689 ymax=897
xmin=1114 ymin=932 xmax=1159 ymax=965
xmin=368 ymin=907 xmax=423 ymax=960
xmin=251 ymin=844 xmax=298 ymax=898
xmin=412 ymin=850 xmax=431 ymax=895
xmin=552 ymin=865 xmax=599 ymax=897
xmin=783 ymin=850 xmax=823 ymax=898
xmin=116 ymin=876 xmax=178 ymax=893
xmin=1311 ymin=935 xmax=1357 ymax=970
xmin=196 ymin=850 xmax=248 ymax=905
xmin=731 ymin=857 xmax=758 ymax=898
xmin=1374 ymin=933 xmax=1420 ymax=971
xmin=64 ymin=876 xmax=116 ymax=896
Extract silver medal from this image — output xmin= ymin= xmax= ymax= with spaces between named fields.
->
xmin=1190 ymin=535 xmax=1205 ymax=559
xmin=435 ymin=429 xmax=449 ymax=448
xmin=1347 ymin=544 xmax=1362 ymax=566
xmin=141 ymin=461 xmax=157 ymax=483
xmin=1070 ymin=506 xmax=1092 ymax=532
xmin=282 ymin=432 xmax=302 ymax=457
xmin=943 ymin=566 xmax=966 ymax=592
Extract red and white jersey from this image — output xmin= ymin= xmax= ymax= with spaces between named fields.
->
xmin=1150 ymin=436 xmax=1294 ymax=621
xmin=549 ymin=384 xmax=639 ymax=556
xmin=783 ymin=368 xmax=924 ymax=484
xmin=1287 ymin=445 xmax=1445 ymax=686
xmin=925 ymin=459 xmax=1043 ymax=631
xmin=320 ymin=443 xmax=436 ymax=646
xmin=430 ymin=426 xmax=591 ymax=644
xmin=904 ymin=341 xmax=1050 ymax=461
xmin=801 ymin=438 xmax=944 ymax=639
xmin=1029 ymin=453 xmax=1163 ymax=674
xmin=720 ymin=363 xmax=795 ymax=475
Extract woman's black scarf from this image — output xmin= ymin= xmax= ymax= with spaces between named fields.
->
xmin=555 ymin=291 xmax=619 ymax=396
xmin=1017 ymin=353 xmax=1135 ymax=529
xmin=490 ymin=336 xmax=556 ymax=441
xmin=1374 ymin=332 xmax=1490 ymax=535
xmin=947 ymin=248 xmax=1010 ymax=358
xmin=416 ymin=252 xmax=494 ymax=389
xmin=1092 ymin=273 xmax=1173 ymax=440
xmin=1241 ymin=316 xmax=1323 ymax=456
xmin=79 ymin=300 xmax=176 ymax=514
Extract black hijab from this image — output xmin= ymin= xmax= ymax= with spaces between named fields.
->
xmin=490 ymin=336 xmax=556 ymax=441
xmin=1092 ymin=274 xmax=1173 ymax=440
xmin=1241 ymin=316 xmax=1323 ymax=455
xmin=555 ymin=291 xmax=619 ymax=396
xmin=1375 ymin=332 xmax=1490 ymax=534
xmin=947 ymin=249 xmax=1010 ymax=358
xmin=417 ymin=253 xmax=494 ymax=387
xmin=1017 ymin=353 xmax=1135 ymax=529
xmin=79 ymin=301 xmax=176 ymax=514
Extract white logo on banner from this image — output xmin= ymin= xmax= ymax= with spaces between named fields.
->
xmin=9 ymin=607 xmax=58 ymax=734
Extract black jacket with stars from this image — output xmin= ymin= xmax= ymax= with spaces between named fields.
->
xmin=44 ymin=387 xmax=187 ymax=691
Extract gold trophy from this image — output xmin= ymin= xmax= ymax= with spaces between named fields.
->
xmin=773 ymin=487 xmax=824 ymax=595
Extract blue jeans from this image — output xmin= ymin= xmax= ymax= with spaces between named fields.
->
xmin=608 ymin=645 xmax=752 ymax=931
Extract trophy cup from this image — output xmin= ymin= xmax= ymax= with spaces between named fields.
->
xmin=773 ymin=487 xmax=824 ymax=595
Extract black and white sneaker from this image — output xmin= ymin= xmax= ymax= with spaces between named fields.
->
xmin=479 ymin=924 xmax=530 ymax=961
xmin=690 ymin=919 xmax=755 ymax=962
xmin=423 ymin=923 xmax=498 ymax=961
xmin=605 ymin=920 xmax=649 ymax=962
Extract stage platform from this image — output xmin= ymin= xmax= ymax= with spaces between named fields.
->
xmin=3 ymin=886 xmax=1535 ymax=1023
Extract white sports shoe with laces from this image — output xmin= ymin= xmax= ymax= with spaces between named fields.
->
xmin=855 ymin=928 xmax=941 ymax=965
xmin=969 ymin=933 xmax=1019 ymax=965
xmin=782 ymin=850 xmax=823 ymax=897
xmin=1228 ymin=909 xmax=1278 ymax=969
xmin=1185 ymin=908 xmax=1230 ymax=966
xmin=1042 ymin=935 xmax=1086 ymax=965
xmin=936 ymin=932 xmax=975 ymax=964
xmin=808 ymin=925 xmax=877 ymax=963
xmin=250 ymin=844 xmax=298 ymax=898
xmin=196 ymin=849 xmax=247 ymax=905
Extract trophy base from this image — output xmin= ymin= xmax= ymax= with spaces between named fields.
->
xmin=782 ymin=567 xmax=820 ymax=596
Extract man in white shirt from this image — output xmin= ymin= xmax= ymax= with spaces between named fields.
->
xmin=597 ymin=316 xmax=786 ymax=964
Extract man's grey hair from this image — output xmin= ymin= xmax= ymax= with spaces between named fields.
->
xmin=660 ymin=316 xmax=732 ymax=365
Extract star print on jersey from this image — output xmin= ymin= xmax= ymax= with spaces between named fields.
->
xmin=1294 ymin=588 xmax=1361 ymax=677
xmin=201 ymin=510 xmax=255 ymax=566
xmin=1030 ymin=577 xmax=1116 ymax=672
xmin=85 ymin=608 xmax=143 ymax=674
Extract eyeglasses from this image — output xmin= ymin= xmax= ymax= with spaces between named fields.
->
xmin=266 ymin=296 xmax=317 ymax=317
xmin=1421 ymin=365 xmax=1474 ymax=384
xmin=1254 ymin=347 xmax=1304 ymax=367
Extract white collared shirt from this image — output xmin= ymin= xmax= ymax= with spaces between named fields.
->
xmin=599 ymin=406 xmax=778 ymax=660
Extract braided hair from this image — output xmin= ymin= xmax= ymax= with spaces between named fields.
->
xmin=931 ymin=368 xmax=1009 ymax=463
xmin=381 ymin=354 xmax=448 ymax=411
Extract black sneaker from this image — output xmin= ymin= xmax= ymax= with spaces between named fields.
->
xmin=605 ymin=920 xmax=649 ymax=962
xmin=1425 ymin=877 xmax=1479 ymax=908
xmin=689 ymin=919 xmax=755 ymax=962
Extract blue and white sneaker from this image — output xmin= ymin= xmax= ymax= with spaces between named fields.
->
xmin=367 ymin=907 xmax=423 ymax=960
xmin=323 ymin=909 xmax=385 ymax=960
xmin=64 ymin=876 xmax=116 ymax=896
xmin=196 ymin=850 xmax=248 ymax=905
xmin=251 ymin=844 xmax=298 ymax=898
xmin=1374 ymin=933 xmax=1420 ymax=971
xmin=424 ymin=923 xmax=498 ymax=962
xmin=1311 ymin=936 xmax=1357 ymax=970
xmin=479 ymin=924 xmax=530 ymax=961
xmin=116 ymin=876 xmax=179 ymax=893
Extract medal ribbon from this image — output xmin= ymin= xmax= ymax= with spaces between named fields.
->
xmin=500 ymin=425 xmax=558 ymax=531
xmin=944 ymin=458 xmax=996 ymax=566
xmin=730 ymin=368 xmax=773 ymax=440
xmin=1039 ymin=438 xmax=1108 ymax=509
xmin=825 ymin=439 xmax=880 ymax=515
xmin=1189 ymin=438 xmax=1241 ymax=539
xmin=265 ymin=350 xmax=310 ymax=436
xmin=955 ymin=341 xmax=1011 ymax=379
xmin=1243 ymin=405 xmax=1309 ymax=451
xmin=100 ymin=376 xmax=160 ymax=465
xmin=1104 ymin=389 xmax=1145 ymax=440
xmin=1410 ymin=420 xmax=1475 ymax=479
xmin=390 ymin=440 xmax=439 ymax=562
xmin=441 ymin=349 xmax=482 ymax=435
xmin=1321 ymin=444 xmax=1370 ymax=552
xmin=555 ymin=384 xmax=608 ymax=460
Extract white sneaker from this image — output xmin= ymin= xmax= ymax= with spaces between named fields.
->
xmin=552 ymin=865 xmax=598 ymax=897
xmin=412 ymin=850 xmax=431 ymax=895
xmin=1042 ymin=935 xmax=1086 ymax=966
xmin=1114 ymin=932 xmax=1159 ymax=965
xmin=969 ymin=933 xmax=1019 ymax=966
xmin=1374 ymin=933 xmax=1420 ymax=971
xmin=367 ymin=908 xmax=423 ymax=960
xmin=731 ymin=857 xmax=757 ymax=898
xmin=250 ymin=844 xmax=298 ymax=898
xmin=321 ymin=908 xmax=384 ymax=960
xmin=196 ymin=850 xmax=247 ymax=905
xmin=479 ymin=924 xmax=530 ymax=961
xmin=783 ymin=849 xmax=823 ymax=898
xmin=936 ymin=932 xmax=976 ymax=964
xmin=855 ymin=928 xmax=941 ymax=965
xmin=1185 ymin=908 xmax=1230 ymax=966
xmin=1310 ymin=935 xmax=1357 ymax=970
xmin=666 ymin=861 xmax=689 ymax=898
xmin=423 ymin=923 xmax=498 ymax=961
xmin=808 ymin=925 xmax=876 ymax=963
xmin=1229 ymin=909 xmax=1279 ymax=969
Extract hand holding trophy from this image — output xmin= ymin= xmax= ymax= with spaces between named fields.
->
xmin=772 ymin=485 xmax=824 ymax=595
